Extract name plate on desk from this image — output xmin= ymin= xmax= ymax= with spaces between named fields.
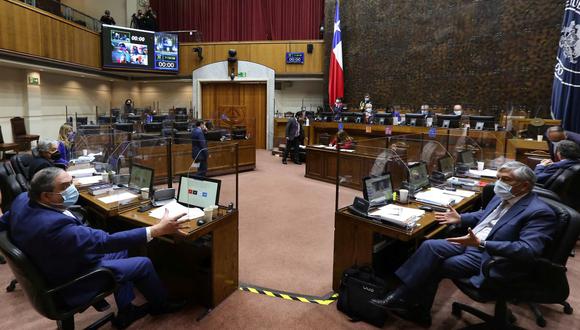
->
xmin=286 ymin=52 xmax=304 ymax=64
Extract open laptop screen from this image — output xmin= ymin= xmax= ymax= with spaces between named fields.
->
xmin=177 ymin=175 xmax=221 ymax=209
xmin=459 ymin=150 xmax=476 ymax=167
xmin=438 ymin=156 xmax=454 ymax=174
xmin=408 ymin=162 xmax=430 ymax=190
xmin=363 ymin=174 xmax=393 ymax=207
xmin=128 ymin=164 xmax=154 ymax=192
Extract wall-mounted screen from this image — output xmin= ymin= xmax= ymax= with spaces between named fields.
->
xmin=102 ymin=25 xmax=178 ymax=73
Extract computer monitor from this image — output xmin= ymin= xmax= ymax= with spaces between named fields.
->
xmin=175 ymin=107 xmax=187 ymax=115
xmin=404 ymin=113 xmax=426 ymax=126
xmin=174 ymin=121 xmax=190 ymax=131
xmin=205 ymin=129 xmax=227 ymax=141
xmin=342 ymin=112 xmax=365 ymax=123
xmin=98 ymin=115 xmax=113 ymax=125
xmin=175 ymin=114 xmax=188 ymax=122
xmin=143 ymin=122 xmax=162 ymax=133
xmin=459 ymin=150 xmax=476 ymax=167
xmin=438 ymin=156 xmax=455 ymax=174
xmin=408 ymin=162 xmax=430 ymax=191
xmin=469 ymin=115 xmax=496 ymax=130
xmin=373 ymin=113 xmax=393 ymax=125
xmin=152 ymin=115 xmax=167 ymax=122
xmin=232 ymin=128 xmax=246 ymax=140
xmin=363 ymin=174 xmax=394 ymax=207
xmin=114 ymin=123 xmax=134 ymax=132
xmin=177 ymin=175 xmax=221 ymax=209
xmin=128 ymin=164 xmax=154 ymax=192
xmin=436 ymin=114 xmax=462 ymax=128
xmin=78 ymin=125 xmax=101 ymax=135
xmin=126 ymin=115 xmax=141 ymax=123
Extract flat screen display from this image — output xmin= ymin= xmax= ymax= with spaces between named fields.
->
xmin=363 ymin=174 xmax=393 ymax=207
xmin=128 ymin=164 xmax=154 ymax=191
xmin=409 ymin=163 xmax=430 ymax=190
xmin=102 ymin=25 xmax=178 ymax=73
xmin=177 ymin=175 xmax=221 ymax=209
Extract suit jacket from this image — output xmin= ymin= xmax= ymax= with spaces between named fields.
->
xmin=191 ymin=127 xmax=208 ymax=161
xmin=460 ymin=193 xmax=557 ymax=287
xmin=0 ymin=193 xmax=147 ymax=307
xmin=28 ymin=156 xmax=54 ymax=179
xmin=547 ymin=130 xmax=580 ymax=160
xmin=285 ymin=117 xmax=300 ymax=140
xmin=535 ymin=159 xmax=580 ymax=185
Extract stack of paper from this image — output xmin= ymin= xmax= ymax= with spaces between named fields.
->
xmin=74 ymin=175 xmax=103 ymax=186
xmin=430 ymin=187 xmax=475 ymax=198
xmin=148 ymin=200 xmax=204 ymax=222
xmin=368 ymin=204 xmax=425 ymax=227
xmin=98 ymin=192 xmax=138 ymax=204
xmin=469 ymin=169 xmax=497 ymax=178
xmin=414 ymin=188 xmax=464 ymax=206
xmin=68 ymin=168 xmax=97 ymax=178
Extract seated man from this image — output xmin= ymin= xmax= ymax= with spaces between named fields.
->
xmin=0 ymin=167 xmax=187 ymax=328
xmin=29 ymin=139 xmax=62 ymax=178
xmin=545 ymin=126 xmax=580 ymax=161
xmin=535 ymin=140 xmax=580 ymax=184
xmin=370 ymin=161 xmax=557 ymax=326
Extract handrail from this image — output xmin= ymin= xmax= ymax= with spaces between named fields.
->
xmin=18 ymin=0 xmax=102 ymax=32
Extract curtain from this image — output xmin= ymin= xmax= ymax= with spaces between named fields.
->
xmin=150 ymin=0 xmax=324 ymax=42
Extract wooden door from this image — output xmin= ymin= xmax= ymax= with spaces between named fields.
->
xmin=201 ymin=82 xmax=267 ymax=149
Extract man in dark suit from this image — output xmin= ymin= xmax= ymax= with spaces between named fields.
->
xmin=370 ymin=161 xmax=557 ymax=326
xmin=535 ymin=140 xmax=580 ymax=184
xmin=282 ymin=112 xmax=303 ymax=165
xmin=0 ymin=167 xmax=187 ymax=328
xmin=545 ymin=126 xmax=580 ymax=161
xmin=29 ymin=139 xmax=61 ymax=179
xmin=191 ymin=120 xmax=208 ymax=177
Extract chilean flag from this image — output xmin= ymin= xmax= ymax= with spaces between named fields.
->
xmin=328 ymin=1 xmax=344 ymax=106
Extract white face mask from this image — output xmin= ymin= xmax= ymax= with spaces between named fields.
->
xmin=494 ymin=180 xmax=514 ymax=200
xmin=454 ymin=110 xmax=462 ymax=116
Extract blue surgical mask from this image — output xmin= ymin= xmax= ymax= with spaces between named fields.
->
xmin=494 ymin=180 xmax=514 ymax=200
xmin=59 ymin=184 xmax=79 ymax=208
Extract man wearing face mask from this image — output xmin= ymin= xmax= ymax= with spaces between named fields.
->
xmin=452 ymin=104 xmax=463 ymax=116
xmin=0 ymin=167 xmax=188 ymax=328
xmin=419 ymin=104 xmax=433 ymax=117
xmin=359 ymin=93 xmax=372 ymax=110
xmin=29 ymin=139 xmax=62 ymax=179
xmin=545 ymin=126 xmax=580 ymax=161
xmin=370 ymin=161 xmax=556 ymax=326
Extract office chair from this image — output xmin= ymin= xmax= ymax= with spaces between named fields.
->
xmin=451 ymin=197 xmax=580 ymax=329
xmin=538 ymin=163 xmax=580 ymax=212
xmin=0 ymin=232 xmax=116 ymax=330
xmin=0 ymin=126 xmax=19 ymax=160
xmin=9 ymin=153 xmax=34 ymax=181
xmin=10 ymin=117 xmax=39 ymax=151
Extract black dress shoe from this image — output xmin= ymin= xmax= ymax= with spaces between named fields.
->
xmin=370 ymin=290 xmax=411 ymax=313
xmin=150 ymin=299 xmax=187 ymax=316
xmin=282 ymin=159 xmax=287 ymax=164
xmin=294 ymin=161 xmax=301 ymax=165
xmin=92 ymin=299 xmax=111 ymax=312
xmin=112 ymin=304 xmax=149 ymax=329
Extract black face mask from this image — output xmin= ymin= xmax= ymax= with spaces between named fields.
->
xmin=50 ymin=151 xmax=61 ymax=160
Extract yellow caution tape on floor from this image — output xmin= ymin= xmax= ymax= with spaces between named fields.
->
xmin=239 ymin=284 xmax=338 ymax=305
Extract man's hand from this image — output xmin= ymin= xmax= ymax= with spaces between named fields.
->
xmin=434 ymin=206 xmax=461 ymax=225
xmin=150 ymin=209 xmax=187 ymax=238
xmin=446 ymin=228 xmax=480 ymax=247
xmin=540 ymin=159 xmax=553 ymax=166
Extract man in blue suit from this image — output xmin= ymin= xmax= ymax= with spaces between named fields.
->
xmin=545 ymin=126 xmax=580 ymax=161
xmin=191 ymin=120 xmax=208 ymax=177
xmin=371 ymin=161 xmax=557 ymax=326
xmin=535 ymin=140 xmax=580 ymax=184
xmin=0 ymin=167 xmax=186 ymax=328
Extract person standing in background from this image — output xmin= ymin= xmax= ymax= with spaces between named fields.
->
xmin=191 ymin=121 xmax=208 ymax=177
xmin=100 ymin=10 xmax=116 ymax=25
xmin=282 ymin=112 xmax=303 ymax=165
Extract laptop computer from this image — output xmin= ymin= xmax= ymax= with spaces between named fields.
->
xmin=458 ymin=150 xmax=477 ymax=169
xmin=363 ymin=174 xmax=394 ymax=208
xmin=408 ymin=162 xmax=430 ymax=194
xmin=438 ymin=156 xmax=455 ymax=178
xmin=121 ymin=164 xmax=154 ymax=194
xmin=177 ymin=174 xmax=221 ymax=209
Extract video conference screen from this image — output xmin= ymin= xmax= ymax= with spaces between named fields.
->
xmin=102 ymin=25 xmax=178 ymax=72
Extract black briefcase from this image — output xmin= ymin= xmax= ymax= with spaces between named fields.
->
xmin=337 ymin=265 xmax=388 ymax=327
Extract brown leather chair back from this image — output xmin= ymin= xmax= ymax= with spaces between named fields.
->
xmin=10 ymin=117 xmax=27 ymax=138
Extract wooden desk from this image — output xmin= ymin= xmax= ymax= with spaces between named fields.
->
xmin=119 ymin=207 xmax=239 ymax=308
xmin=506 ymin=139 xmax=549 ymax=160
xmin=332 ymin=192 xmax=480 ymax=291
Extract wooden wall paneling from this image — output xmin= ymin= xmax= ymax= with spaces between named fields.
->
xmin=287 ymin=43 xmax=323 ymax=74
xmin=249 ymin=43 xmax=288 ymax=72
xmin=0 ymin=1 xmax=42 ymax=56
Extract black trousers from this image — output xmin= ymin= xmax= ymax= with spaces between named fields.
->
xmin=283 ymin=138 xmax=300 ymax=162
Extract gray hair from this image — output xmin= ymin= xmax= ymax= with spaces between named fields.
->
xmin=556 ymin=140 xmax=580 ymax=160
xmin=37 ymin=139 xmax=58 ymax=152
xmin=498 ymin=161 xmax=536 ymax=186
xmin=29 ymin=167 xmax=65 ymax=201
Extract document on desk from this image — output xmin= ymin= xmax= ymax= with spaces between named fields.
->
xmin=148 ymin=200 xmax=204 ymax=222
xmin=469 ymin=169 xmax=498 ymax=178
xmin=68 ymin=168 xmax=97 ymax=178
xmin=430 ymin=187 xmax=475 ymax=198
xmin=74 ymin=175 xmax=103 ymax=186
xmin=414 ymin=188 xmax=464 ymax=206
xmin=368 ymin=204 xmax=425 ymax=227
xmin=98 ymin=192 xmax=138 ymax=204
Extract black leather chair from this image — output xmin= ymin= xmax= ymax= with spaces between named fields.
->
xmin=10 ymin=153 xmax=34 ymax=181
xmin=0 ymin=231 xmax=116 ymax=330
xmin=451 ymin=197 xmax=580 ymax=329
xmin=539 ymin=163 xmax=580 ymax=212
